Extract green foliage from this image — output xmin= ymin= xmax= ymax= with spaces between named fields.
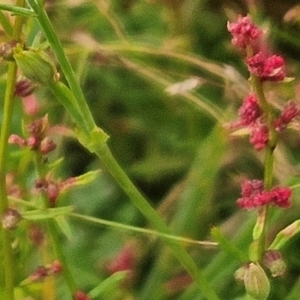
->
xmin=1 ymin=0 xmax=300 ymax=299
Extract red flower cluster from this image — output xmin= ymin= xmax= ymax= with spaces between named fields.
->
xmin=228 ymin=15 xmax=286 ymax=82
xmin=8 ymin=115 xmax=56 ymax=155
xmin=249 ymin=121 xmax=269 ymax=150
xmin=274 ymin=101 xmax=300 ymax=131
xmin=229 ymin=93 xmax=300 ymax=150
xmin=33 ymin=176 xmax=77 ymax=207
xmin=226 ymin=35 xmax=300 ymax=149
xmin=238 ymin=93 xmax=262 ymax=126
xmin=227 ymin=15 xmax=263 ymax=49
xmin=237 ymin=179 xmax=292 ymax=209
xmin=229 ymin=93 xmax=270 ymax=150
xmin=247 ymin=52 xmax=286 ymax=82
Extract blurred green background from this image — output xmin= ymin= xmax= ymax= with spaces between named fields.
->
xmin=2 ymin=0 xmax=300 ymax=299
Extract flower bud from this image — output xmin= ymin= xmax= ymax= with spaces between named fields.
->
xmin=244 ymin=263 xmax=270 ymax=300
xmin=234 ymin=264 xmax=248 ymax=282
xmin=40 ymin=137 xmax=57 ymax=155
xmin=1 ymin=208 xmax=22 ymax=230
xmin=15 ymin=79 xmax=36 ymax=97
xmin=0 ymin=40 xmax=18 ymax=61
xmin=13 ymin=45 xmax=58 ymax=85
xmin=263 ymin=250 xmax=286 ymax=277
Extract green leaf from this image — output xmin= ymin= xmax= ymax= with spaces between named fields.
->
xmin=268 ymin=220 xmax=300 ymax=250
xmin=211 ymin=227 xmax=247 ymax=262
xmin=88 ymin=271 xmax=128 ymax=299
xmin=0 ymin=4 xmax=36 ymax=17
xmin=22 ymin=206 xmax=73 ymax=220
xmin=0 ymin=10 xmax=13 ymax=36
xmin=69 ymin=170 xmax=101 ymax=188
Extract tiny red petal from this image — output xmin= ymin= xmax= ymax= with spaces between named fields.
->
xmin=241 ymin=179 xmax=264 ymax=197
xmin=238 ymin=93 xmax=262 ymax=125
xmin=270 ymin=187 xmax=292 ymax=208
xmin=249 ymin=122 xmax=269 ymax=150
xmin=274 ymin=101 xmax=300 ymax=131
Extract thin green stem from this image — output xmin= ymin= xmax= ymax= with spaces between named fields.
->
xmin=95 ymin=144 xmax=220 ymax=300
xmin=26 ymin=0 xmax=96 ymax=132
xmin=251 ymin=75 xmax=278 ymax=260
xmin=48 ymin=81 xmax=90 ymax=135
xmin=70 ymin=212 xmax=218 ymax=247
xmin=0 ymin=1 xmax=25 ymax=298
xmin=33 ymin=152 xmax=77 ymax=296
xmin=0 ymin=61 xmax=16 ymax=300
xmin=45 ymin=219 xmax=77 ymax=294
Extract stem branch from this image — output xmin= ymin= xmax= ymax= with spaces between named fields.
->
xmin=0 ymin=1 xmax=25 ymax=298
xmin=251 ymin=74 xmax=277 ymax=260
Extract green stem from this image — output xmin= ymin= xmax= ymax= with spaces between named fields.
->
xmin=0 ymin=62 xmax=16 ymax=300
xmin=45 ymin=219 xmax=77 ymax=294
xmin=95 ymin=144 xmax=220 ymax=300
xmin=26 ymin=0 xmax=96 ymax=132
xmin=0 ymin=1 xmax=25 ymax=298
xmin=48 ymin=81 xmax=90 ymax=135
xmin=251 ymin=75 xmax=277 ymax=260
xmin=70 ymin=212 xmax=217 ymax=247
xmin=33 ymin=152 xmax=77 ymax=296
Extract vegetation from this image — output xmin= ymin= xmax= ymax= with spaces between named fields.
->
xmin=1 ymin=1 xmax=300 ymax=299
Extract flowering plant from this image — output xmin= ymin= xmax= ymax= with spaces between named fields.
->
xmin=1 ymin=2 xmax=300 ymax=300
xmin=226 ymin=15 xmax=300 ymax=299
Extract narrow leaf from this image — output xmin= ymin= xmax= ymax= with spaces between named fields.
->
xmin=0 ymin=10 xmax=13 ymax=36
xmin=0 ymin=4 xmax=36 ymax=17
xmin=268 ymin=220 xmax=300 ymax=250
xmin=211 ymin=227 xmax=247 ymax=262
xmin=22 ymin=206 xmax=73 ymax=220
xmin=88 ymin=271 xmax=128 ymax=298
xmin=66 ymin=170 xmax=100 ymax=188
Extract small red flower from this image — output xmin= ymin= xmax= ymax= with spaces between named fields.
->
xmin=238 ymin=93 xmax=262 ymax=126
xmin=227 ymin=15 xmax=263 ymax=49
xmin=274 ymin=101 xmax=300 ymax=131
xmin=247 ymin=52 xmax=286 ymax=82
xmin=237 ymin=180 xmax=292 ymax=209
xmin=241 ymin=179 xmax=264 ymax=197
xmin=249 ymin=121 xmax=269 ymax=150
xmin=270 ymin=187 xmax=292 ymax=208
